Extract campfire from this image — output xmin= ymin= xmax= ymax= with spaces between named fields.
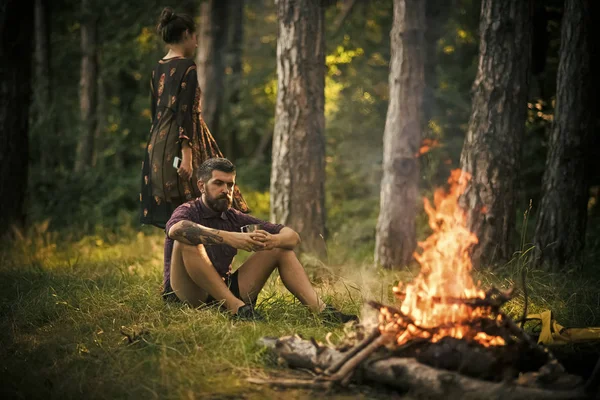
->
xmin=378 ymin=169 xmax=505 ymax=348
xmin=252 ymin=171 xmax=597 ymax=399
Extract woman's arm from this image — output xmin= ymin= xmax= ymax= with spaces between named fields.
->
xmin=176 ymin=64 xmax=198 ymax=180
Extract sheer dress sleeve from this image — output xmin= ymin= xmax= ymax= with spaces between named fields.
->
xmin=150 ymin=71 xmax=157 ymax=121
xmin=176 ymin=64 xmax=199 ymax=147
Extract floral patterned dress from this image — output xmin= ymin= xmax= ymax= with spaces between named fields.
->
xmin=140 ymin=56 xmax=249 ymax=229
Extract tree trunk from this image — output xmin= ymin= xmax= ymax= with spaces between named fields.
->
xmin=33 ymin=0 xmax=51 ymax=170
xmin=533 ymin=0 xmax=593 ymax=270
xmin=33 ymin=0 xmax=50 ymax=110
xmin=223 ymin=0 xmax=244 ymax=161
xmin=74 ymin=0 xmax=98 ymax=172
xmin=374 ymin=0 xmax=426 ymax=269
xmin=0 ymin=0 xmax=34 ymax=231
xmin=270 ymin=0 xmax=327 ymax=257
xmin=459 ymin=0 xmax=532 ymax=268
xmin=196 ymin=0 xmax=228 ymax=138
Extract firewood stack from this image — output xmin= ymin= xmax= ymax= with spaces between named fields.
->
xmin=251 ymin=289 xmax=599 ymax=400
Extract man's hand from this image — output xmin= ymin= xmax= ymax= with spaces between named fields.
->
xmin=253 ymin=230 xmax=280 ymax=251
xmin=222 ymin=231 xmax=267 ymax=252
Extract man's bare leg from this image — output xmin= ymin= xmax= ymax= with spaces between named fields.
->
xmin=236 ymin=249 xmax=325 ymax=313
xmin=170 ymin=241 xmax=245 ymax=313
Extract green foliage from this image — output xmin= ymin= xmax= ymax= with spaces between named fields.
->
xmin=26 ymin=0 xmax=598 ymax=268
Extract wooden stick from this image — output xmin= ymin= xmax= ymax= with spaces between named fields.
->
xmin=247 ymin=377 xmax=332 ymax=389
xmin=519 ymin=266 xmax=528 ymax=329
xmin=393 ymin=287 xmax=513 ymax=310
xmin=325 ymin=328 xmax=380 ymax=375
xmin=367 ymin=300 xmax=435 ymax=334
xmin=325 ymin=334 xmax=391 ymax=385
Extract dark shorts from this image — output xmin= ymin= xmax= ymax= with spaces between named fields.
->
xmin=162 ymin=269 xmax=257 ymax=307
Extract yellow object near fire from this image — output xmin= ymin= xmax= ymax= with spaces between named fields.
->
xmin=526 ymin=310 xmax=600 ymax=345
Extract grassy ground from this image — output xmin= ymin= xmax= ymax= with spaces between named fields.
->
xmin=1 ymin=223 xmax=599 ymax=399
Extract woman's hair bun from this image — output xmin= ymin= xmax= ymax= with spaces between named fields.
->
xmin=157 ymin=7 xmax=175 ymax=32
xmin=156 ymin=7 xmax=196 ymax=44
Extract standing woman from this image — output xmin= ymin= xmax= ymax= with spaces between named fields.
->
xmin=140 ymin=7 xmax=248 ymax=229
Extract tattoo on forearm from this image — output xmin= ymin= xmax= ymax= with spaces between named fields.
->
xmin=174 ymin=221 xmax=224 ymax=245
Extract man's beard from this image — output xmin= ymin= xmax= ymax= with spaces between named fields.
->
xmin=205 ymin=193 xmax=232 ymax=212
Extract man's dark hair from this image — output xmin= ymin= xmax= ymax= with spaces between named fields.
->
xmin=156 ymin=7 xmax=196 ymax=44
xmin=197 ymin=158 xmax=236 ymax=182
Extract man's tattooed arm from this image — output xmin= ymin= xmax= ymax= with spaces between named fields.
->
xmin=168 ymin=220 xmax=225 ymax=246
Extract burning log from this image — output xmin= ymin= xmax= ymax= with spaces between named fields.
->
xmin=253 ymin=335 xmax=586 ymax=400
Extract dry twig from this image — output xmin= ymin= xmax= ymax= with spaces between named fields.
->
xmin=325 ymin=328 xmax=380 ymax=375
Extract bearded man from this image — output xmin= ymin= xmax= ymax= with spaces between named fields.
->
xmin=162 ymin=158 xmax=357 ymax=322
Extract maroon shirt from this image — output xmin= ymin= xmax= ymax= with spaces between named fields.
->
xmin=162 ymin=198 xmax=284 ymax=293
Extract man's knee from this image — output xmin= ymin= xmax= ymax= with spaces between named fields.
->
xmin=269 ymin=248 xmax=297 ymax=262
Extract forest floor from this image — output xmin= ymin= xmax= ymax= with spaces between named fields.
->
xmin=1 ymin=223 xmax=599 ymax=399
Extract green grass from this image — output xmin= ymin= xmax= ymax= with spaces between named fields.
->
xmin=1 ymin=223 xmax=599 ymax=399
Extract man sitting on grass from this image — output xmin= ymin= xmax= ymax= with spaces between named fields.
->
xmin=162 ymin=157 xmax=357 ymax=322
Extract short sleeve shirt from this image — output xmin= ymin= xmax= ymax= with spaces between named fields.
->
xmin=162 ymin=198 xmax=284 ymax=292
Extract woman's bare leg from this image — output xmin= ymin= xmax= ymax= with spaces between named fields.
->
xmin=170 ymin=241 xmax=245 ymax=313
xmin=236 ymin=249 xmax=325 ymax=313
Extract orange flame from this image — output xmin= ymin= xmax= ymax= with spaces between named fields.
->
xmin=379 ymin=169 xmax=505 ymax=347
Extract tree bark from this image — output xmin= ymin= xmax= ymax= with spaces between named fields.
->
xmin=33 ymin=0 xmax=51 ymax=170
xmin=33 ymin=0 xmax=50 ymax=110
xmin=533 ymin=0 xmax=593 ymax=270
xmin=459 ymin=0 xmax=532 ymax=268
xmin=0 ymin=0 xmax=34 ymax=231
xmin=374 ymin=0 xmax=426 ymax=269
xmin=223 ymin=0 xmax=244 ymax=161
xmin=196 ymin=0 xmax=228 ymax=138
xmin=74 ymin=0 xmax=98 ymax=172
xmin=270 ymin=0 xmax=327 ymax=256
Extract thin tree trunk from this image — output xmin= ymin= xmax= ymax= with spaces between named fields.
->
xmin=33 ymin=0 xmax=50 ymax=110
xmin=33 ymin=0 xmax=51 ymax=170
xmin=93 ymin=70 xmax=105 ymax=168
xmin=271 ymin=0 xmax=327 ymax=257
xmin=196 ymin=0 xmax=228 ymax=138
xmin=250 ymin=129 xmax=274 ymax=166
xmin=533 ymin=0 xmax=593 ymax=270
xmin=374 ymin=0 xmax=426 ymax=269
xmin=0 ymin=0 xmax=34 ymax=231
xmin=74 ymin=0 xmax=98 ymax=172
xmin=223 ymin=0 xmax=244 ymax=161
xmin=459 ymin=0 xmax=532 ymax=268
